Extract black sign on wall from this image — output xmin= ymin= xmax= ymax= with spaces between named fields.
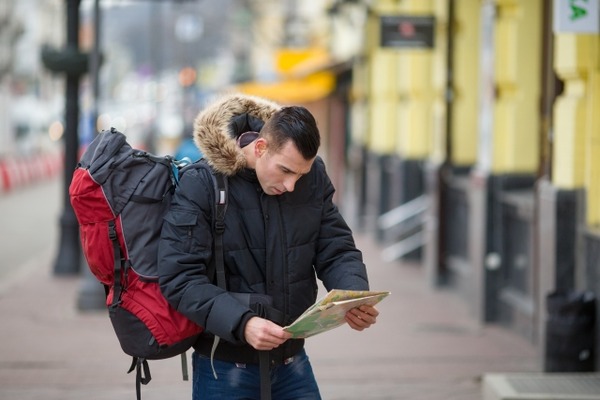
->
xmin=380 ymin=15 xmax=436 ymax=48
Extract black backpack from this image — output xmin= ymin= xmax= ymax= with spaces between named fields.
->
xmin=69 ymin=127 xmax=227 ymax=399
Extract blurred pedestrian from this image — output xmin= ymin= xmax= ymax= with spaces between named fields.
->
xmin=158 ymin=94 xmax=379 ymax=400
xmin=175 ymin=127 xmax=203 ymax=162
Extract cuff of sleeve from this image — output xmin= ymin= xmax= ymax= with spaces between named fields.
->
xmin=235 ymin=311 xmax=257 ymax=345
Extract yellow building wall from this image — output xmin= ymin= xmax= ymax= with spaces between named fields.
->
xmin=394 ymin=0 xmax=435 ymax=160
xmin=363 ymin=0 xmax=437 ymax=157
xmin=553 ymin=33 xmax=600 ymax=225
xmin=430 ymin=0 xmax=450 ymax=164
xmin=450 ymin=0 xmax=481 ymax=166
xmin=366 ymin=0 xmax=400 ymax=154
xmin=588 ymin=67 xmax=600 ymax=225
xmin=491 ymin=0 xmax=541 ymax=174
xmin=553 ymin=34 xmax=593 ymax=189
xmin=395 ymin=45 xmax=433 ymax=159
xmin=368 ymin=51 xmax=399 ymax=154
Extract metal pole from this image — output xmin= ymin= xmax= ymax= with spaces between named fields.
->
xmin=77 ymin=0 xmax=106 ymax=310
xmin=53 ymin=0 xmax=82 ymax=276
xmin=90 ymin=0 xmax=100 ymax=120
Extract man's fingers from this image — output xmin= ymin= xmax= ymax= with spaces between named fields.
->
xmin=244 ymin=317 xmax=291 ymax=350
xmin=349 ymin=307 xmax=377 ymax=324
xmin=360 ymin=305 xmax=380 ymax=318
xmin=345 ymin=306 xmax=379 ymax=331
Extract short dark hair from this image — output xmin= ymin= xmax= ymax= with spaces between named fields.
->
xmin=261 ymin=106 xmax=320 ymax=160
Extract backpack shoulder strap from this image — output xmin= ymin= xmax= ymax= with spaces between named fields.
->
xmin=203 ymin=165 xmax=270 ymax=400
xmin=184 ymin=161 xmax=228 ymax=289
xmin=210 ymin=169 xmax=228 ymax=290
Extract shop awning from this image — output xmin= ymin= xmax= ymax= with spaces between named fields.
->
xmin=234 ymin=48 xmax=339 ymax=104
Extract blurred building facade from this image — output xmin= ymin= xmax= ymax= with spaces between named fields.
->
xmin=234 ymin=0 xmax=600 ymax=372
xmin=0 ymin=0 xmax=64 ymax=158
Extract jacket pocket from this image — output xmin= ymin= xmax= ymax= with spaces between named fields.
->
xmin=164 ymin=208 xmax=198 ymax=253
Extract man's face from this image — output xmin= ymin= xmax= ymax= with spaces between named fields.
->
xmin=254 ymin=139 xmax=315 ymax=196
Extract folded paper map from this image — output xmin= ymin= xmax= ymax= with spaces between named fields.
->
xmin=283 ymin=289 xmax=390 ymax=339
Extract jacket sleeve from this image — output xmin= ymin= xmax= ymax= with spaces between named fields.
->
xmin=312 ymin=159 xmax=370 ymax=291
xmin=157 ymin=166 xmax=255 ymax=344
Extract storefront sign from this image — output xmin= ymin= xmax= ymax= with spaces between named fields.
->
xmin=553 ymin=0 xmax=599 ymax=33
xmin=380 ymin=15 xmax=435 ymax=48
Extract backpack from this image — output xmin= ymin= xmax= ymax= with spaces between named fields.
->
xmin=69 ymin=127 xmax=227 ymax=400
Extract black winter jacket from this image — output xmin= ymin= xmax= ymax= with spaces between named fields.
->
xmin=157 ymin=94 xmax=369 ymax=365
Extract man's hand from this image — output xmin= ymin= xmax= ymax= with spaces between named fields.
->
xmin=244 ymin=316 xmax=292 ymax=351
xmin=345 ymin=304 xmax=379 ymax=331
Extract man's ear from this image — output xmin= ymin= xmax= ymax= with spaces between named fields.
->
xmin=255 ymin=138 xmax=268 ymax=157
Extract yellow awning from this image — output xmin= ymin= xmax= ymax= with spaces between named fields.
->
xmin=235 ymin=48 xmax=337 ymax=104
xmin=235 ymin=71 xmax=335 ymax=104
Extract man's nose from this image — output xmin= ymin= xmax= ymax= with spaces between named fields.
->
xmin=283 ymin=176 xmax=298 ymax=193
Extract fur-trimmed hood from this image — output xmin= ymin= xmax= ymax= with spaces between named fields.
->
xmin=193 ymin=94 xmax=281 ymax=176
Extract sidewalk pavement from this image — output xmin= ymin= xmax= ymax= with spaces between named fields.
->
xmin=0 ymin=232 xmax=540 ymax=400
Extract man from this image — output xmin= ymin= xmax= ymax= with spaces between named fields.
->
xmin=158 ymin=94 xmax=378 ymax=400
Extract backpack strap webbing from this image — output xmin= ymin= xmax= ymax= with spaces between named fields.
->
xmin=259 ymin=351 xmax=271 ymax=400
xmin=212 ymin=172 xmax=227 ymax=290
xmin=210 ymin=171 xmax=271 ymax=400
xmin=108 ymin=220 xmax=154 ymax=399
xmin=180 ymin=352 xmax=189 ymax=381
xmin=108 ymin=220 xmax=123 ymax=309
xmin=208 ymin=170 xmax=228 ymax=381
xmin=127 ymin=357 xmax=151 ymax=400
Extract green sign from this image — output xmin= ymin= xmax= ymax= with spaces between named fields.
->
xmin=554 ymin=0 xmax=599 ymax=33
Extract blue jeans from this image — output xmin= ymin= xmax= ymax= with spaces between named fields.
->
xmin=192 ymin=349 xmax=322 ymax=400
